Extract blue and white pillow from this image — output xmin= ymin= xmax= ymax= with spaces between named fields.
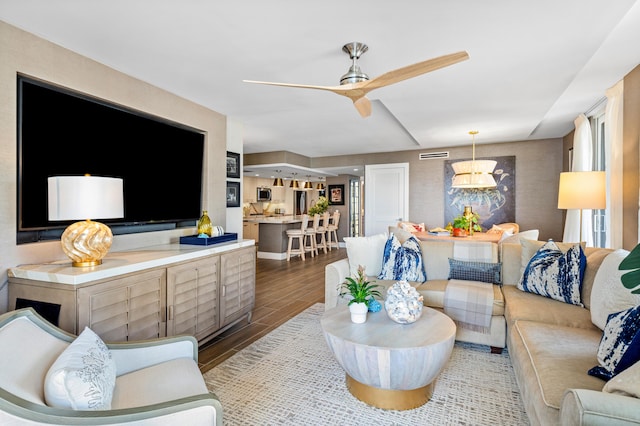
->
xmin=517 ymin=240 xmax=586 ymax=306
xmin=588 ymin=305 xmax=640 ymax=380
xmin=378 ymin=234 xmax=426 ymax=282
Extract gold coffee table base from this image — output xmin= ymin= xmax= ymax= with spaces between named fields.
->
xmin=345 ymin=374 xmax=433 ymax=410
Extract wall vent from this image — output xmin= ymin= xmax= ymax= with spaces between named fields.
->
xmin=419 ymin=151 xmax=449 ymax=160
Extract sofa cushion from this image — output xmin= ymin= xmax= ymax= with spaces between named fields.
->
xmin=591 ymin=249 xmax=640 ymax=330
xmin=344 ymin=233 xmax=388 ymax=277
xmin=502 ymin=285 xmax=595 ymax=330
xmin=448 ymin=258 xmax=501 ymax=284
xmin=603 ymin=360 xmax=640 ymax=398
xmin=111 ymin=357 xmax=208 ymax=409
xmin=509 ymin=320 xmax=604 ymax=415
xmin=588 ymin=305 xmax=640 ymax=380
xmin=415 ymin=279 xmax=505 ymax=316
xmin=518 ymin=240 xmax=586 ymax=306
xmin=45 ymin=327 xmax=116 ymax=410
xmin=378 ymin=234 xmax=426 ymax=282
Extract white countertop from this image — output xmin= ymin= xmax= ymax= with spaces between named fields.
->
xmin=243 ymin=215 xmax=304 ymax=224
xmin=9 ymin=239 xmax=255 ymax=285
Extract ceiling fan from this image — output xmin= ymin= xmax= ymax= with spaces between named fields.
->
xmin=243 ymin=42 xmax=469 ymax=118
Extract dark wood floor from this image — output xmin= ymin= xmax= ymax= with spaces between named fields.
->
xmin=198 ymin=247 xmax=347 ymax=373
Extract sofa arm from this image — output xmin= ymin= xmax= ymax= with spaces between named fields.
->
xmin=560 ymin=388 xmax=640 ymax=425
xmin=109 ymin=335 xmax=198 ymax=376
xmin=325 ymin=259 xmax=350 ymax=311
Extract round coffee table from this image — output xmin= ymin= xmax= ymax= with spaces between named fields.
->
xmin=321 ymin=304 xmax=456 ymax=410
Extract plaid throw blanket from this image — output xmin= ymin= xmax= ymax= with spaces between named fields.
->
xmin=444 ymin=279 xmax=494 ymax=333
xmin=444 ymin=241 xmax=495 ymax=333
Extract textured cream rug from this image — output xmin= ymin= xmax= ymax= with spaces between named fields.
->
xmin=204 ymin=303 xmax=529 ymax=425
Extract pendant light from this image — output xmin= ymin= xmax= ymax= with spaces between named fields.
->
xmin=272 ymin=170 xmax=284 ymax=187
xmin=451 ymin=131 xmax=497 ymax=189
xmin=289 ymin=173 xmax=299 ymax=188
xmin=303 ymin=175 xmax=313 ymax=190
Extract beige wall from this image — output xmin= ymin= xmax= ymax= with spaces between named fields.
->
xmin=309 ymin=138 xmax=565 ymax=242
xmin=0 ymin=22 xmax=228 ymax=312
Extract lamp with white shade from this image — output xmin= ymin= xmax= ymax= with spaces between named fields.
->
xmin=451 ymin=131 xmax=497 ymax=189
xmin=48 ymin=175 xmax=124 ymax=267
xmin=557 ymin=171 xmax=606 ymax=243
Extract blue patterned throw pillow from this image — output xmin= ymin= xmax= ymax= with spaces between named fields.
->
xmin=378 ymin=234 xmax=426 ymax=282
xmin=517 ymin=240 xmax=586 ymax=306
xmin=588 ymin=305 xmax=640 ymax=380
xmin=448 ymin=258 xmax=502 ymax=284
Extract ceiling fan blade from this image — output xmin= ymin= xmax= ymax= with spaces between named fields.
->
xmin=243 ymin=80 xmax=341 ymax=93
xmin=353 ymin=97 xmax=372 ymax=118
xmin=362 ymin=51 xmax=469 ymax=91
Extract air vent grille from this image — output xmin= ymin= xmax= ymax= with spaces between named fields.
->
xmin=419 ymin=151 xmax=449 ymax=160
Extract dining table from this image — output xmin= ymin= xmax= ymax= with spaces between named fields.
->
xmin=413 ymin=231 xmax=502 ymax=244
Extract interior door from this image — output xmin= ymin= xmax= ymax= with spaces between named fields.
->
xmin=364 ymin=163 xmax=409 ymax=236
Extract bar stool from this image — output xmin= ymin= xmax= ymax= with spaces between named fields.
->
xmin=304 ymin=214 xmax=320 ymax=257
xmin=327 ymin=210 xmax=340 ymax=250
xmin=286 ymin=215 xmax=309 ymax=261
xmin=315 ymin=212 xmax=330 ymax=254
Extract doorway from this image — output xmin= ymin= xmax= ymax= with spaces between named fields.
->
xmin=294 ymin=191 xmax=307 ymax=215
xmin=349 ymin=177 xmax=363 ymax=237
xmin=364 ymin=163 xmax=409 ymax=236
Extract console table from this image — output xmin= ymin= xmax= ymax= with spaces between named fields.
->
xmin=8 ymin=240 xmax=256 ymax=345
xmin=414 ymin=231 xmax=502 ymax=243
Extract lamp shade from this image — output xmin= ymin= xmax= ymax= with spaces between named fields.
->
xmin=272 ymin=177 xmax=284 ymax=187
xmin=557 ymin=171 xmax=606 ymax=210
xmin=451 ymin=160 xmax=497 ymax=189
xmin=48 ymin=176 xmax=124 ymax=220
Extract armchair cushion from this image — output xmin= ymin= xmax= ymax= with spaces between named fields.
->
xmin=45 ymin=326 xmax=116 ymax=410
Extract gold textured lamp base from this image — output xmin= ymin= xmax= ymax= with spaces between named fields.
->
xmin=61 ymin=220 xmax=113 ymax=267
xmin=345 ymin=374 xmax=433 ymax=410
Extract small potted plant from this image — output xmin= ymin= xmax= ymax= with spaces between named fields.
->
xmin=452 ymin=211 xmax=481 ymax=236
xmin=339 ymin=265 xmax=382 ymax=323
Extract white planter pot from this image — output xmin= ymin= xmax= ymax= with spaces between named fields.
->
xmin=349 ymin=302 xmax=368 ymax=323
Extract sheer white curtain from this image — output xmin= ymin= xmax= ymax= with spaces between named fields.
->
xmin=605 ymin=80 xmax=624 ymax=249
xmin=563 ymin=114 xmax=594 ymax=245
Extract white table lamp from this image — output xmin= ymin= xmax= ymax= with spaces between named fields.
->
xmin=557 ymin=171 xmax=606 ymax=243
xmin=48 ymin=175 xmax=124 ymax=267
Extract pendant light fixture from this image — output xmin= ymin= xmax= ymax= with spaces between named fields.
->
xmin=303 ymin=175 xmax=313 ymax=190
xmin=451 ymin=131 xmax=497 ymax=189
xmin=289 ymin=173 xmax=300 ymax=188
xmin=272 ymin=170 xmax=284 ymax=187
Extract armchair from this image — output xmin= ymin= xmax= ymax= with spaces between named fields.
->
xmin=0 ymin=308 xmax=222 ymax=425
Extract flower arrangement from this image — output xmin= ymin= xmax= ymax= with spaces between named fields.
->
xmin=308 ymin=196 xmax=329 ymax=215
xmin=339 ymin=265 xmax=382 ymax=305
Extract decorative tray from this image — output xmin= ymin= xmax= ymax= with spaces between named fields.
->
xmin=179 ymin=233 xmax=238 ymax=246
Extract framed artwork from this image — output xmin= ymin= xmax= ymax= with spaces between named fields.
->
xmin=226 ymin=151 xmax=240 ymax=178
xmin=226 ymin=181 xmax=241 ymax=207
xmin=328 ymin=184 xmax=345 ymax=205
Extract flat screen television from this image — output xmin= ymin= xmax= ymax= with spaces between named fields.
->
xmin=17 ymin=75 xmax=206 ymax=244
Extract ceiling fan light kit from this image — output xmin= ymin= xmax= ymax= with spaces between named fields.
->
xmin=244 ymin=42 xmax=469 ymax=118
xmin=451 ymin=131 xmax=497 ymax=189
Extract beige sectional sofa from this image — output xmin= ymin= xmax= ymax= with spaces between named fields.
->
xmin=324 ymin=232 xmax=640 ymax=425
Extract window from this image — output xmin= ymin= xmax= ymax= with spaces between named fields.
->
xmin=590 ymin=107 xmax=607 ymax=248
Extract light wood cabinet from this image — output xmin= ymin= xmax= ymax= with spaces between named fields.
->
xmin=77 ymin=269 xmax=166 ymax=342
xmin=243 ymin=221 xmax=259 ymax=242
xmin=220 ymin=246 xmax=256 ymax=327
xmin=166 ymin=256 xmax=219 ymax=341
xmin=8 ymin=243 xmax=255 ymax=345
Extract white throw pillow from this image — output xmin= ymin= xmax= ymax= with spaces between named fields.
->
xmin=45 ymin=327 xmax=116 ymax=410
xmin=500 ymin=229 xmax=539 ymax=244
xmin=591 ymin=249 xmax=640 ymax=330
xmin=603 ymin=360 xmax=640 ymax=398
xmin=344 ymin=233 xmax=388 ymax=277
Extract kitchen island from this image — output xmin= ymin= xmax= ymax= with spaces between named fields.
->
xmin=243 ymin=215 xmax=306 ymax=260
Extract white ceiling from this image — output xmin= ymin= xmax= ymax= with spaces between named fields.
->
xmin=3 ymin=1 xmax=640 ymax=178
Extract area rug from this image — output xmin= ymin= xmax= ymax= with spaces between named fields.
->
xmin=204 ymin=303 xmax=529 ymax=425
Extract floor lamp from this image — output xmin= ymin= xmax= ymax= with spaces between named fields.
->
xmin=557 ymin=171 xmax=606 ymax=243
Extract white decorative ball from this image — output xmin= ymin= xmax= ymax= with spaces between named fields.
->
xmin=384 ymin=280 xmax=424 ymax=324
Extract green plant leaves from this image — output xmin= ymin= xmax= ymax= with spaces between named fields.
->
xmin=618 ymin=244 xmax=640 ymax=294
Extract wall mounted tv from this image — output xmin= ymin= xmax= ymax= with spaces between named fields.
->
xmin=17 ymin=75 xmax=206 ymax=244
